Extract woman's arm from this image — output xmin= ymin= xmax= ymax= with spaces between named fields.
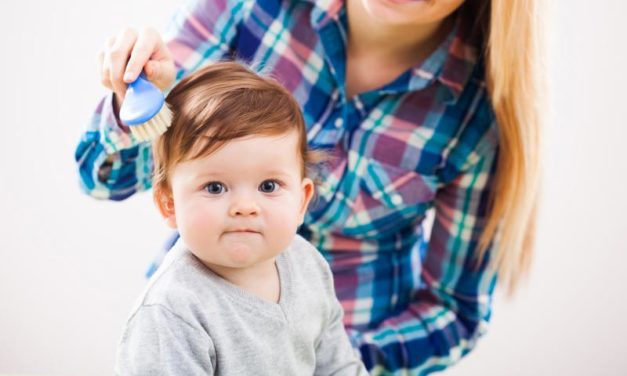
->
xmin=352 ymin=117 xmax=499 ymax=375
xmin=75 ymin=0 xmax=247 ymax=200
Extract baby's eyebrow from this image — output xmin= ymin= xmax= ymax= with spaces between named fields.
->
xmin=192 ymin=170 xmax=292 ymax=180
xmin=262 ymin=169 xmax=292 ymax=178
xmin=193 ymin=171 xmax=226 ymax=180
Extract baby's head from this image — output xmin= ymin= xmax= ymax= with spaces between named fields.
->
xmin=152 ymin=61 xmax=316 ymax=271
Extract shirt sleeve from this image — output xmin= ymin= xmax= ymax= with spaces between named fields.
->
xmin=315 ymin=265 xmax=370 ymax=376
xmin=75 ymin=0 xmax=248 ymax=200
xmin=350 ymin=118 xmax=500 ymax=375
xmin=115 ymin=304 xmax=216 ymax=376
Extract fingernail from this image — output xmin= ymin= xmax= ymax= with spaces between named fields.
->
xmin=123 ymin=71 xmax=134 ymax=82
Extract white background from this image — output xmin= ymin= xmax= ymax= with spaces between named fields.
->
xmin=0 ymin=0 xmax=625 ymax=375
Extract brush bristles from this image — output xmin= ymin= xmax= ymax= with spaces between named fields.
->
xmin=129 ymin=105 xmax=173 ymax=142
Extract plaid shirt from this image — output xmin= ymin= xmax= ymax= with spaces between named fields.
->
xmin=75 ymin=0 xmax=499 ymax=374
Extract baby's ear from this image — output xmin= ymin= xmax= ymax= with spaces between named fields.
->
xmin=298 ymin=178 xmax=315 ymax=225
xmin=154 ymin=186 xmax=177 ymax=229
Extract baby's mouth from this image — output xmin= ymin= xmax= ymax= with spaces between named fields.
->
xmin=224 ymin=228 xmax=261 ymax=235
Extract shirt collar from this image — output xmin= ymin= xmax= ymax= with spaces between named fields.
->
xmin=434 ymin=15 xmax=480 ymax=100
xmin=305 ymin=0 xmax=480 ymax=101
xmin=403 ymin=15 xmax=479 ymax=100
xmin=308 ymin=0 xmax=343 ymax=29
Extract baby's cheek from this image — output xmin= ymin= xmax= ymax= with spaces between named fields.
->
xmin=268 ymin=203 xmax=301 ymax=237
xmin=179 ymin=204 xmax=219 ymax=248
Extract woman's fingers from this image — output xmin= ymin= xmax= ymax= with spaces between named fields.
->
xmin=107 ymin=28 xmax=138 ymax=100
xmin=124 ymin=27 xmax=159 ymax=83
xmin=144 ymin=37 xmax=176 ymax=91
xmin=99 ymin=36 xmax=116 ymax=92
xmin=98 ymin=27 xmax=175 ymax=101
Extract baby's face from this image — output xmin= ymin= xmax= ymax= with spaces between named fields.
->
xmin=165 ymin=130 xmax=313 ymax=271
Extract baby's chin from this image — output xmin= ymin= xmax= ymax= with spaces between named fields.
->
xmin=193 ymin=244 xmax=260 ymax=271
xmin=224 ymin=240 xmax=261 ymax=265
xmin=209 ymin=234 xmax=271 ymax=267
xmin=190 ymin=233 xmax=291 ymax=269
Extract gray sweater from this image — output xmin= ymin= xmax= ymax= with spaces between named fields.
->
xmin=115 ymin=235 xmax=367 ymax=375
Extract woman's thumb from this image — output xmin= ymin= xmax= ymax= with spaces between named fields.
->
xmin=145 ymin=61 xmax=160 ymax=80
xmin=145 ymin=60 xmax=175 ymax=91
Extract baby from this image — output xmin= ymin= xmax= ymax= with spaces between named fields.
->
xmin=115 ymin=61 xmax=367 ymax=375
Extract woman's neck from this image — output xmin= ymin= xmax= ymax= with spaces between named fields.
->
xmin=346 ymin=0 xmax=453 ymax=66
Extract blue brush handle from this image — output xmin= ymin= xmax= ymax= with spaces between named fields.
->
xmin=119 ymin=72 xmax=165 ymax=126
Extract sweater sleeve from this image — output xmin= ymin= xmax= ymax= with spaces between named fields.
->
xmin=75 ymin=0 xmax=248 ymax=200
xmin=115 ymin=304 xmax=216 ymax=376
xmin=314 ymin=257 xmax=369 ymax=376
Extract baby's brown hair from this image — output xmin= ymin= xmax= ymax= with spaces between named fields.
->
xmin=152 ymin=61 xmax=321 ymax=197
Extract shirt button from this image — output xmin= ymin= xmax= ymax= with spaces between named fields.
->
xmin=334 ymin=118 xmax=343 ymax=128
xmin=391 ymin=195 xmax=403 ymax=206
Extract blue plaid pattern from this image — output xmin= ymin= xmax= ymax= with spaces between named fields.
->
xmin=75 ymin=0 xmax=499 ymax=374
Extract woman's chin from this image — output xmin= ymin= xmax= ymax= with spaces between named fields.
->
xmin=362 ymin=0 xmax=430 ymax=25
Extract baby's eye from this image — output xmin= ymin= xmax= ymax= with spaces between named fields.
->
xmin=259 ymin=180 xmax=280 ymax=193
xmin=204 ymin=182 xmax=226 ymax=195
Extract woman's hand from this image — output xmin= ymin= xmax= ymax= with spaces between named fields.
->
xmin=98 ymin=27 xmax=176 ymax=105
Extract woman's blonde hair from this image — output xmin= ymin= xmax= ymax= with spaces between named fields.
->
xmin=463 ymin=0 xmax=545 ymax=293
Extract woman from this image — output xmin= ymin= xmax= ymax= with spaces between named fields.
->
xmin=76 ymin=0 xmax=544 ymax=373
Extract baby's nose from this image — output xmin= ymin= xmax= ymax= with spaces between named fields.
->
xmin=229 ymin=197 xmax=260 ymax=217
